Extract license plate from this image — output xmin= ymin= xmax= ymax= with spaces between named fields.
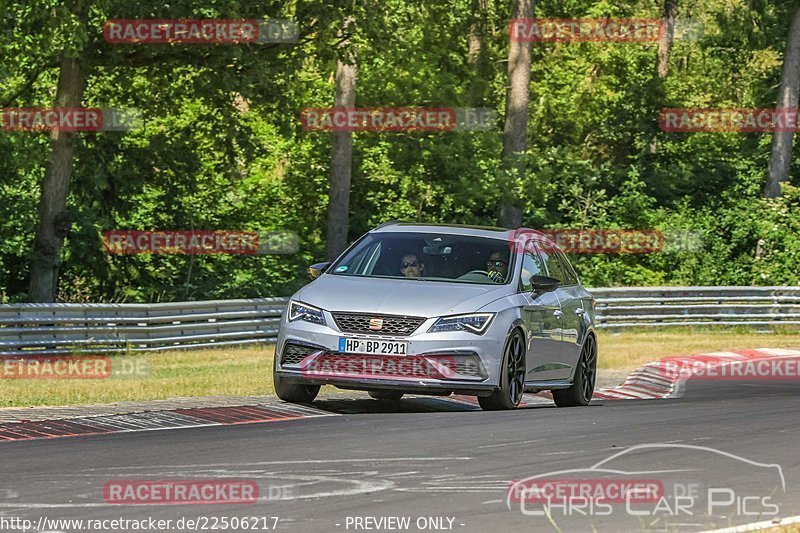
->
xmin=338 ymin=337 xmax=408 ymax=356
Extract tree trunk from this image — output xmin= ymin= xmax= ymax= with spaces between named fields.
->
xmin=467 ymin=0 xmax=490 ymax=106
xmin=325 ymin=43 xmax=357 ymax=261
xmin=27 ymin=55 xmax=85 ymax=302
xmin=765 ymin=7 xmax=800 ymax=198
xmin=467 ymin=0 xmax=483 ymax=65
xmin=656 ymin=0 xmax=678 ymax=79
xmin=498 ymin=0 xmax=534 ymax=229
xmin=650 ymin=0 xmax=678 ymax=154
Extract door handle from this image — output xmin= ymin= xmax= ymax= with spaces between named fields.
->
xmin=553 ymin=310 xmax=563 ymax=318
xmin=575 ymin=308 xmax=585 ymax=315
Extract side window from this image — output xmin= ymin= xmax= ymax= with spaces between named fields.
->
xmin=540 ymin=248 xmax=565 ymax=282
xmin=556 ymin=251 xmax=579 ymax=285
xmin=519 ymin=251 xmax=546 ymax=292
xmin=348 ymin=242 xmax=381 ymax=275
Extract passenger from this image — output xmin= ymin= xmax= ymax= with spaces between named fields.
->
xmin=486 ymin=251 xmax=509 ymax=283
xmin=400 ymin=254 xmax=425 ymax=278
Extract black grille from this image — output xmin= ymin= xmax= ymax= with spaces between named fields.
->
xmin=281 ymin=343 xmax=316 ymax=365
xmin=454 ymin=360 xmax=484 ymax=378
xmin=331 ymin=313 xmax=426 ymax=336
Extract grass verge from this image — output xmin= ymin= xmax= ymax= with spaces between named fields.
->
xmin=0 ymin=347 xmax=276 ymax=408
xmin=1 ymin=328 xmax=798 ymax=408
xmin=598 ymin=327 xmax=800 ymax=370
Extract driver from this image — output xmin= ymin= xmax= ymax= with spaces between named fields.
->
xmin=486 ymin=251 xmax=509 ymax=283
xmin=400 ymin=254 xmax=425 ymax=278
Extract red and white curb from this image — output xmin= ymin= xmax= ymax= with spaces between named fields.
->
xmin=595 ymin=347 xmax=800 ymax=401
xmin=3 ymin=348 xmax=798 ymax=441
xmin=449 ymin=347 xmax=800 ymax=405
xmin=0 ymin=403 xmax=337 ymax=443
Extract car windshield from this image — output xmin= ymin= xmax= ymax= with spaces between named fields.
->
xmin=329 ymin=231 xmax=514 ymax=285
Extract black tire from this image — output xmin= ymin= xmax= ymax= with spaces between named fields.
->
xmin=274 ymin=370 xmax=320 ymax=403
xmin=479 ymin=329 xmax=526 ymax=411
xmin=552 ymin=334 xmax=597 ymax=407
xmin=368 ymin=391 xmax=404 ymax=401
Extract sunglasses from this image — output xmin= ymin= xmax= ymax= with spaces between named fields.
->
xmin=401 ymin=261 xmax=419 ymax=269
xmin=487 ymin=260 xmax=507 ymax=267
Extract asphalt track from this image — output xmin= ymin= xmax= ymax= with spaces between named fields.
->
xmin=1 ymin=379 xmax=799 ymax=533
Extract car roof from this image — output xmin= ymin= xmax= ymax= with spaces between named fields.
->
xmin=371 ymin=222 xmax=557 ymax=249
xmin=372 ymin=222 xmax=511 ymax=239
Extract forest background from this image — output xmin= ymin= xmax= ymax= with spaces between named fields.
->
xmin=2 ymin=0 xmax=799 ymax=303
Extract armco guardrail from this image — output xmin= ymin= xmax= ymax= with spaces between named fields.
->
xmin=592 ymin=286 xmax=800 ymax=328
xmin=0 ymin=298 xmax=289 ymax=356
xmin=1 ymin=287 xmax=798 ymax=355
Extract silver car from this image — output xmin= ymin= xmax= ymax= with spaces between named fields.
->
xmin=274 ymin=223 xmax=597 ymax=410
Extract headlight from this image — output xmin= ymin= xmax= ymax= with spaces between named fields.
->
xmin=288 ymin=300 xmax=327 ymax=326
xmin=428 ymin=313 xmax=494 ymax=334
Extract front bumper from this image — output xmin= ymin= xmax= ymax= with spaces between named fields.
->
xmin=276 ymin=312 xmax=507 ymax=394
xmin=275 ymin=371 xmax=500 ymax=397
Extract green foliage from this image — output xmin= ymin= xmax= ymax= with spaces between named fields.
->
xmin=1 ymin=0 xmax=799 ymax=301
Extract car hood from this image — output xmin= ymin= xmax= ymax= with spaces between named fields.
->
xmin=295 ymin=275 xmax=512 ymax=317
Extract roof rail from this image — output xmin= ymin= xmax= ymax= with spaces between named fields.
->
xmin=375 ymin=220 xmax=402 ymax=229
xmin=513 ymin=227 xmax=546 ymax=237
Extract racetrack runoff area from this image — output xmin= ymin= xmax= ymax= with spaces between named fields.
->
xmin=1 ymin=328 xmax=799 ymax=409
xmin=2 ymin=330 xmax=800 ymax=533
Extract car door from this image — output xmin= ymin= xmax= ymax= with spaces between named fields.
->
xmin=519 ymin=249 xmax=566 ymax=382
xmin=536 ymin=245 xmax=578 ymax=380
xmin=553 ymin=251 xmax=584 ymax=368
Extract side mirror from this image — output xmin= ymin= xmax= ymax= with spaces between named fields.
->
xmin=308 ymin=262 xmax=331 ymax=279
xmin=529 ymin=275 xmax=561 ymax=293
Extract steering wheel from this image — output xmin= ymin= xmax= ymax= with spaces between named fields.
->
xmin=460 ymin=269 xmax=504 ymax=283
